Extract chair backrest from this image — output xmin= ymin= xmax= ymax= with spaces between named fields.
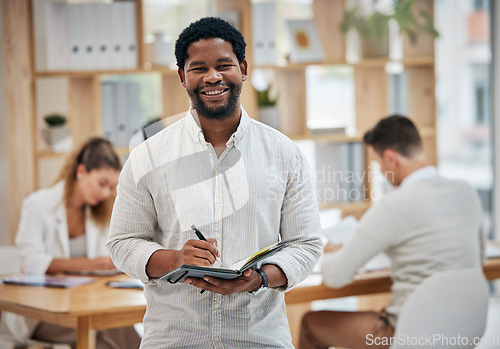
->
xmin=390 ymin=268 xmax=489 ymax=349
xmin=0 ymin=245 xmax=20 ymax=276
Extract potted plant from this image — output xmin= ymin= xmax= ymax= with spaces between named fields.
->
xmin=256 ymin=87 xmax=280 ymax=130
xmin=340 ymin=0 xmax=439 ymax=58
xmin=43 ymin=113 xmax=73 ymax=151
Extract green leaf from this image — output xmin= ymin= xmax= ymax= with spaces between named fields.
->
xmin=44 ymin=114 xmax=67 ymax=127
xmin=256 ymin=88 xmax=278 ymax=107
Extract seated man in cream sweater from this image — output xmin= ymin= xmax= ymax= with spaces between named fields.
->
xmin=299 ymin=115 xmax=485 ymax=349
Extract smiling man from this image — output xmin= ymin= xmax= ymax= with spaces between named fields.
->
xmin=107 ymin=17 xmax=322 ymax=348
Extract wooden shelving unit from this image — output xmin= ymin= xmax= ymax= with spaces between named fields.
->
xmin=34 ymin=66 xmax=180 ymax=78
xmin=3 ymin=0 xmax=436 ymax=240
xmin=252 ymin=0 xmax=436 ymax=215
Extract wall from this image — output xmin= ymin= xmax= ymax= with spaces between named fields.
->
xmin=0 ymin=0 xmax=12 ymax=245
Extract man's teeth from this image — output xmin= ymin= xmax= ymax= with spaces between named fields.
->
xmin=205 ymin=90 xmax=224 ymax=95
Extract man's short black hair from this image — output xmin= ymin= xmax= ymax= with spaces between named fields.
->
xmin=175 ymin=17 xmax=247 ymax=69
xmin=363 ymin=115 xmax=423 ymax=158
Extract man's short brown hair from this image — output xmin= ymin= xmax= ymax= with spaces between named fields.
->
xmin=363 ymin=115 xmax=423 ymax=157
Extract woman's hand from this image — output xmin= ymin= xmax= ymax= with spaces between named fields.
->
xmin=324 ymin=243 xmax=342 ymax=254
xmin=89 ymin=256 xmax=116 ymax=270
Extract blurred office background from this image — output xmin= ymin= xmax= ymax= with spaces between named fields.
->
xmin=0 ymin=0 xmax=497 ymax=278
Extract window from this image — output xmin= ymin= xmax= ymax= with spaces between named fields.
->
xmin=435 ymin=0 xmax=493 ymax=237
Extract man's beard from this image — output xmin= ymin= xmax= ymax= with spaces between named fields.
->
xmin=187 ymin=81 xmax=241 ymax=121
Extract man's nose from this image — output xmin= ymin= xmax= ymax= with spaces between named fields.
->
xmin=204 ymin=69 xmax=222 ymax=83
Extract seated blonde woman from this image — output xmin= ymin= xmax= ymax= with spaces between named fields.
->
xmin=4 ymin=137 xmax=141 ymax=349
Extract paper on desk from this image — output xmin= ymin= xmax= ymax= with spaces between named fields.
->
xmin=322 ymin=215 xmax=358 ymax=243
xmin=319 ymin=208 xmax=342 ymax=230
xmin=486 ymin=243 xmax=500 ymax=258
xmin=322 ymin=215 xmax=391 ymax=272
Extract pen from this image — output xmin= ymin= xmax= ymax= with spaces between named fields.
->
xmin=191 ymin=224 xmax=222 ymax=265
xmin=191 ymin=224 xmax=221 ymax=295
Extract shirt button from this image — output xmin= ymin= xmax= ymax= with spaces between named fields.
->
xmin=213 ymin=336 xmax=219 ymax=341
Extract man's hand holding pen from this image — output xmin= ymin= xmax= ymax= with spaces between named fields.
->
xmin=178 ymin=238 xmax=220 ymax=267
xmin=182 ymin=224 xmax=264 ymax=295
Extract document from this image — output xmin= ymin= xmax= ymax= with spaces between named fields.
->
xmin=106 ymin=279 xmax=144 ymax=290
xmin=2 ymin=274 xmax=95 ymax=288
xmin=65 ymin=268 xmax=123 ymax=276
xmin=323 ymin=216 xmax=391 ymax=271
xmin=160 ymin=241 xmax=286 ymax=284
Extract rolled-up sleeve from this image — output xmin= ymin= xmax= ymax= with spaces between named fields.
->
xmin=263 ymin=150 xmax=322 ymax=291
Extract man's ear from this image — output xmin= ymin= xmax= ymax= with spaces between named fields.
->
xmin=178 ymin=68 xmax=186 ymax=88
xmin=383 ymin=149 xmax=399 ymax=167
xmin=240 ymin=60 xmax=248 ymax=81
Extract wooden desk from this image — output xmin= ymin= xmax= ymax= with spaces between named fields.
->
xmin=2 ymin=259 xmax=499 ymax=349
xmin=286 ymin=257 xmax=500 ymax=304
xmin=0 ymin=275 xmax=146 ymax=349
xmin=284 ymin=258 xmax=500 ymax=346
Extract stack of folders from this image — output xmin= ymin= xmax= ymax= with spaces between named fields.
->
xmin=45 ymin=2 xmax=137 ymax=71
xmin=315 ymin=141 xmax=367 ymax=205
xmin=101 ymin=81 xmax=143 ymax=148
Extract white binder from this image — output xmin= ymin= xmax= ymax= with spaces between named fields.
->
xmin=114 ymin=82 xmax=129 ymax=147
xmin=337 ymin=142 xmax=350 ymax=203
xmin=109 ymin=4 xmax=124 ymax=69
xmin=121 ymin=2 xmax=138 ymax=69
xmin=349 ymin=142 xmax=366 ymax=202
xmin=101 ymin=82 xmax=116 ymax=144
xmin=45 ymin=3 xmax=68 ymax=71
xmin=127 ymin=82 xmax=143 ymax=145
xmin=80 ymin=4 xmax=96 ymax=70
xmin=68 ymin=4 xmax=85 ymax=70
xmin=95 ymin=3 xmax=113 ymax=70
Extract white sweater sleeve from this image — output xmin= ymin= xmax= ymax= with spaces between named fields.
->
xmin=321 ymin=199 xmax=400 ymax=288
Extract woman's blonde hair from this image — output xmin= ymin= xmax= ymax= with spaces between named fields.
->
xmin=54 ymin=137 xmax=122 ymax=227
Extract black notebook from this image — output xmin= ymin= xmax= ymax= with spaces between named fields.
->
xmin=160 ymin=241 xmax=286 ymax=284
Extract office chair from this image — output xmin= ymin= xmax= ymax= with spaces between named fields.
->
xmin=390 ymin=268 xmax=489 ymax=349
xmin=0 ymin=246 xmax=70 ymax=349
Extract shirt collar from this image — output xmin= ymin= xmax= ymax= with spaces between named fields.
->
xmin=184 ymin=105 xmax=249 ymax=147
xmin=400 ymin=166 xmax=438 ymax=188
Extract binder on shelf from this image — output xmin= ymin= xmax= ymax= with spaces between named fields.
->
xmin=80 ymin=4 xmax=97 ymax=70
xmin=348 ymin=142 xmax=367 ymax=202
xmin=67 ymin=4 xmax=85 ymax=70
xmin=315 ymin=141 xmax=366 ymax=205
xmin=127 ymin=83 xmax=143 ymax=143
xmin=96 ymin=3 xmax=114 ymax=70
xmin=122 ymin=2 xmax=138 ymax=69
xmin=111 ymin=2 xmax=137 ymax=69
xmin=114 ymin=82 xmax=129 ymax=147
xmin=251 ymin=2 xmax=276 ymax=66
xmin=109 ymin=3 xmax=124 ymax=69
xmin=45 ymin=3 xmax=68 ymax=71
xmin=336 ymin=142 xmax=350 ymax=203
xmin=315 ymin=143 xmax=342 ymax=205
xmin=101 ymin=82 xmax=116 ymax=144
